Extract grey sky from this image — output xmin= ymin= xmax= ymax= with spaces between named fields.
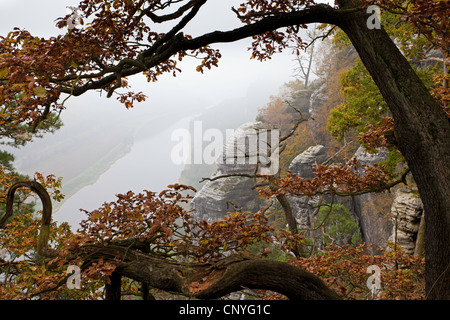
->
xmin=0 ymin=0 xmax=302 ymax=109
xmin=0 ymin=0 xmax=316 ymax=178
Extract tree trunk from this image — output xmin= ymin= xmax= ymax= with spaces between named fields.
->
xmin=276 ymin=193 xmax=305 ymax=257
xmin=336 ymin=1 xmax=450 ymax=299
xmin=105 ymin=272 xmax=122 ymax=300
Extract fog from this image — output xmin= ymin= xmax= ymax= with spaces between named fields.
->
xmin=1 ymin=0 xmax=311 ymax=229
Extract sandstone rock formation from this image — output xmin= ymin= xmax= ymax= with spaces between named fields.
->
xmin=309 ymin=82 xmax=328 ymax=118
xmin=190 ymin=122 xmax=269 ymax=222
xmin=287 ymin=145 xmax=327 ymax=229
xmin=351 ymin=146 xmax=394 ymax=252
xmin=388 ymin=187 xmax=424 ymax=254
xmin=288 ymin=145 xmax=328 ymax=179
xmin=190 ymin=174 xmax=260 ymax=222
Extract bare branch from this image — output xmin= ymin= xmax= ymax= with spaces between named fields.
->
xmin=143 ymin=0 xmax=199 ymax=23
xmin=321 ymin=139 xmax=356 ymax=165
xmin=57 ymin=4 xmax=338 ymax=97
xmin=199 ymin=173 xmax=262 ymax=183
xmin=280 ymin=100 xmax=310 ymax=143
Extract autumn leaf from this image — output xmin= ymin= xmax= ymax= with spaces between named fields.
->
xmin=33 ymin=87 xmax=47 ymax=98
xmin=0 ymin=67 xmax=8 ymax=78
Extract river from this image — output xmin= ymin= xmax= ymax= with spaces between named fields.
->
xmin=53 ymin=114 xmax=194 ymax=230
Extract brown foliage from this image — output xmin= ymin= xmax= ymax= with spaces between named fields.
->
xmin=263 ymin=156 xmax=403 ymax=200
xmin=289 ymin=243 xmax=425 ymax=300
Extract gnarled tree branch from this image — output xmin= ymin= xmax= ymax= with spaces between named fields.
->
xmin=79 ymin=244 xmax=341 ymax=300
xmin=2 ymin=181 xmax=340 ymax=300
xmin=1 ymin=181 xmax=57 ymax=258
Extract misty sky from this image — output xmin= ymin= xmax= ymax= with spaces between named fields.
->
xmin=0 ymin=0 xmax=315 ymax=167
xmin=0 ymin=0 xmax=306 ymax=114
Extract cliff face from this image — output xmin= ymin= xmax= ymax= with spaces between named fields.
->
xmin=288 ymin=145 xmax=328 ymax=179
xmin=351 ymin=146 xmax=395 ymax=252
xmin=309 ymin=83 xmax=328 ymax=118
xmin=388 ymin=187 xmax=424 ymax=254
xmin=286 ymin=144 xmax=424 ymax=253
xmin=287 ymin=145 xmax=328 ymax=229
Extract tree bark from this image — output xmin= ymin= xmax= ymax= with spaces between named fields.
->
xmin=83 ymin=244 xmax=341 ymax=300
xmin=335 ymin=1 xmax=450 ymax=299
xmin=105 ymin=272 xmax=122 ymax=300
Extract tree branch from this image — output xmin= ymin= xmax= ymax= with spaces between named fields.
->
xmin=1 ymin=181 xmax=57 ymax=258
xmin=143 ymin=0 xmax=199 ymax=23
xmin=57 ymin=4 xmax=338 ymax=97
xmin=81 ymin=244 xmax=341 ymax=300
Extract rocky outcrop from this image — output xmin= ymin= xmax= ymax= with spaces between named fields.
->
xmin=190 ymin=122 xmax=267 ymax=222
xmin=287 ymin=145 xmax=328 ymax=229
xmin=285 ymin=87 xmax=313 ymax=118
xmin=286 ymin=145 xmax=359 ymax=247
xmin=353 ymin=145 xmax=389 ymax=165
xmin=288 ymin=145 xmax=328 ymax=179
xmin=285 ymin=145 xmax=412 ymax=253
xmin=190 ymin=174 xmax=261 ymax=222
xmin=350 ymin=146 xmax=394 ymax=252
xmin=388 ymin=187 xmax=424 ymax=254
xmin=413 ymin=49 xmax=444 ymax=69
